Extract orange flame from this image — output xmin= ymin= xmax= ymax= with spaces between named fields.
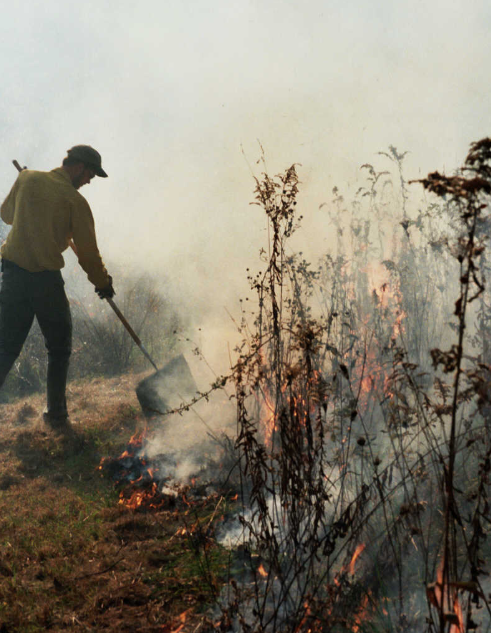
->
xmin=330 ymin=544 xmax=374 ymax=631
xmin=427 ymin=557 xmax=465 ymax=633
xmin=349 ymin=543 xmax=366 ymax=576
xmin=169 ymin=609 xmax=190 ymax=633
xmin=334 ymin=542 xmax=366 ymax=585
xmin=119 ymin=428 xmax=147 ymax=459
xmin=262 ymin=390 xmax=277 ymax=448
xmin=257 ymin=563 xmax=268 ymax=578
xmin=349 ymin=273 xmax=406 ymax=412
xmin=352 ymin=594 xmax=370 ymax=632
xmin=119 ymin=482 xmax=160 ymax=510
xmin=294 ymin=600 xmax=313 ymax=633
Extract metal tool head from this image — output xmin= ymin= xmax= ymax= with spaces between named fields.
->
xmin=136 ymin=354 xmax=198 ymax=419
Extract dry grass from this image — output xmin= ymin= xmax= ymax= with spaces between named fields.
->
xmin=0 ymin=371 xmax=227 ymax=632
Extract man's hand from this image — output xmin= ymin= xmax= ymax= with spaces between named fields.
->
xmin=95 ymin=276 xmax=115 ymax=300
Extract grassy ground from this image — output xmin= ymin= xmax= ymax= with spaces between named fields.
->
xmin=0 ymin=373 xmax=230 ymax=632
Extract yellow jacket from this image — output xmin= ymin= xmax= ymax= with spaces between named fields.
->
xmin=1 ymin=168 xmax=111 ymax=289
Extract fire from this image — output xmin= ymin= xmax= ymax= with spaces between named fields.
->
xmin=392 ymin=307 xmax=406 ymax=339
xmin=330 ymin=543 xmax=374 ymax=632
xmin=98 ymin=428 xmax=148 ymax=473
xmin=294 ymin=600 xmax=313 ymax=633
xmin=351 ymin=594 xmax=370 ymax=633
xmin=262 ymin=389 xmax=277 ymax=448
xmin=452 ymin=596 xmax=464 ymax=633
xmin=100 ymin=424 xmax=204 ymax=512
xmin=257 ymin=563 xmax=268 ymax=578
xmin=373 ymin=277 xmax=406 ymax=341
xmin=167 ymin=609 xmax=190 ymax=633
xmin=427 ymin=557 xmax=465 ymax=633
xmin=349 ymin=543 xmax=366 ymax=576
xmin=359 ymin=261 xmax=390 ymax=299
xmin=119 ymin=428 xmax=147 ymax=459
xmin=100 ymin=425 xmax=180 ymax=511
xmin=333 ymin=543 xmax=366 ymax=583
xmin=119 ymin=481 xmax=160 ymax=510
xmin=259 ymin=370 xmax=327 ymax=451
xmin=346 ymin=273 xmax=406 ymax=415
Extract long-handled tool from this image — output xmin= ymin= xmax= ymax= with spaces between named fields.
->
xmin=11 ymin=159 xmax=198 ymax=414
xmin=106 ymin=298 xmax=158 ymax=371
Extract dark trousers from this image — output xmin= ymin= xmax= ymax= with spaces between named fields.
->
xmin=0 ymin=259 xmax=72 ymax=418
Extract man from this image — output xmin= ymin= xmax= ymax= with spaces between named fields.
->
xmin=0 ymin=145 xmax=114 ymax=430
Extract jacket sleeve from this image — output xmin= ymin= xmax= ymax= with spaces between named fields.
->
xmin=71 ymin=197 xmax=112 ymax=289
xmin=1 ymin=176 xmax=20 ymax=225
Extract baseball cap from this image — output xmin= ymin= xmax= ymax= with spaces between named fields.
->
xmin=66 ymin=145 xmax=108 ymax=178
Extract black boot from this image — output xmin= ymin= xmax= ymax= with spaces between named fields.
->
xmin=44 ymin=352 xmax=71 ymax=429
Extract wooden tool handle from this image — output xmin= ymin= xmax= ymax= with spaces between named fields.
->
xmin=12 ymin=159 xmax=25 ymax=172
xmin=106 ymin=298 xmax=159 ymax=371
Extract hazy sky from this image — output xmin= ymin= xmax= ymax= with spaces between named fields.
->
xmin=1 ymin=0 xmax=490 ymax=356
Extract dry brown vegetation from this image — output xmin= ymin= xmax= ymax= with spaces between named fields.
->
xmin=0 ymin=374 xmax=229 ymax=633
xmin=214 ymin=140 xmax=491 ymax=632
xmin=3 ymin=139 xmax=491 ymax=633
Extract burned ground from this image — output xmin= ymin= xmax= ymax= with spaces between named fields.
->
xmin=0 ymin=374 xmax=231 ymax=633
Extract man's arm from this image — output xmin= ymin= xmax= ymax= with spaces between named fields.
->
xmin=1 ymin=176 xmax=20 ymax=225
xmin=71 ymin=197 xmax=113 ymax=291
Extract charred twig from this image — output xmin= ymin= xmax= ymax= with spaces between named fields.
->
xmin=74 ymin=545 xmax=125 ymax=580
